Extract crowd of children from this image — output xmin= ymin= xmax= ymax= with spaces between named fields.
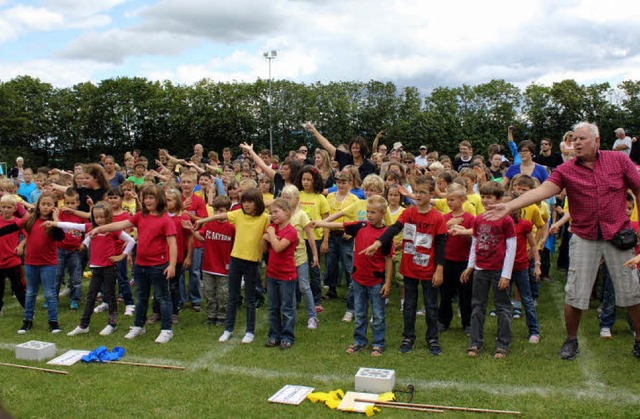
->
xmin=1 ymin=128 xmax=638 ymax=359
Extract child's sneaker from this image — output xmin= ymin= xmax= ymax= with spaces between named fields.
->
xmin=241 ymin=333 xmax=254 ymax=344
xmin=99 ymin=325 xmax=116 ymax=336
xmin=315 ymin=305 xmax=324 ymax=313
xmin=17 ymin=320 xmax=33 ymax=334
xmin=124 ymin=305 xmax=135 ymax=316
xmin=49 ymin=321 xmax=61 ymax=334
xmin=600 ymin=327 xmax=612 ymax=339
xmin=147 ymin=312 xmax=160 ymax=325
xmin=307 ymin=317 xmax=319 ymax=330
xmin=633 ymin=341 xmax=640 ymax=358
xmin=528 ymin=334 xmax=540 ymax=344
xmin=70 ymin=301 xmax=79 ymax=310
xmin=124 ymin=326 xmax=146 ymax=340
xmin=416 ymin=307 xmax=426 ymax=316
xmin=342 ymin=311 xmax=354 ymax=322
xmin=219 ymin=330 xmax=232 ymax=342
xmin=94 ymin=302 xmax=108 ymax=313
xmin=489 ymin=309 xmax=496 ymax=316
xmin=399 ymin=338 xmax=414 ymax=353
xmin=513 ymin=309 xmax=522 ymax=319
xmin=155 ymin=329 xmax=173 ymax=344
xmin=67 ymin=326 xmax=89 ymax=336
xmin=428 ymin=340 xmax=442 ymax=356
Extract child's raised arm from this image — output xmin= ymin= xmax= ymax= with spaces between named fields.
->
xmin=194 ymin=212 xmax=228 ymax=228
xmin=311 ymin=219 xmax=343 ymax=230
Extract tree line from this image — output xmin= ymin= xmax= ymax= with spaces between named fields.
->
xmin=1 ymin=75 xmax=639 ymax=169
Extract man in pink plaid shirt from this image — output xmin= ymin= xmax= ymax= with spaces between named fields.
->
xmin=485 ymin=121 xmax=640 ymax=360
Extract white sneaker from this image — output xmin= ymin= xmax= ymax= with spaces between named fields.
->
xmin=307 ymin=317 xmax=319 ymax=330
xmin=99 ymin=325 xmax=116 ymax=336
xmin=600 ymin=327 xmax=612 ymax=339
xmin=155 ymin=329 xmax=173 ymax=344
xmin=124 ymin=305 xmax=135 ymax=316
xmin=67 ymin=326 xmax=89 ymax=336
xmin=241 ymin=332 xmax=255 ymax=344
xmin=342 ymin=311 xmax=354 ymax=322
xmin=94 ymin=302 xmax=108 ymax=313
xmin=417 ymin=307 xmax=426 ymax=316
xmin=124 ymin=326 xmax=145 ymax=340
xmin=528 ymin=334 xmax=540 ymax=344
xmin=58 ymin=288 xmax=70 ymax=298
xmin=219 ymin=330 xmax=232 ymax=342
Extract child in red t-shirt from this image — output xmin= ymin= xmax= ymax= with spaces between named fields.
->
xmin=55 ymin=188 xmax=84 ymax=309
xmin=106 ymin=187 xmax=135 ymax=316
xmin=262 ymin=198 xmax=299 ymax=349
xmin=316 ymin=195 xmax=394 ymax=356
xmin=0 ymin=195 xmax=26 ymax=314
xmin=46 ymin=201 xmax=135 ymax=336
xmin=461 ymin=182 xmax=516 ymax=358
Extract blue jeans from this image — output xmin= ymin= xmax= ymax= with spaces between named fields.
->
xmin=226 ymin=257 xmax=260 ymax=334
xmin=24 ymin=265 xmax=58 ymax=322
xmin=353 ymin=281 xmax=386 ymax=348
xmin=267 ymin=277 xmax=297 ymax=344
xmin=511 ymin=269 xmax=540 ymax=336
xmin=180 ymin=247 xmax=203 ymax=304
xmin=403 ymin=277 xmax=439 ymax=342
xmin=133 ymin=264 xmax=172 ymax=330
xmin=296 ymin=263 xmax=316 ymax=319
xmin=56 ymin=248 xmax=82 ymax=303
xmin=471 ymin=270 xmax=512 ymax=350
xmin=325 ymin=233 xmax=354 ymax=310
xmin=600 ymin=263 xmax=616 ymax=328
xmin=528 ymin=259 xmax=540 ymax=300
xmin=307 ymin=239 xmax=324 ymax=305
xmin=116 ymin=258 xmax=134 ymax=306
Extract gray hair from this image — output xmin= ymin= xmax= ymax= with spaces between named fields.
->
xmin=614 ymin=127 xmax=625 ymax=135
xmin=572 ymin=122 xmax=599 ymax=138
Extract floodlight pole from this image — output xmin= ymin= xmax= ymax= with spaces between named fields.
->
xmin=263 ymin=50 xmax=277 ymax=156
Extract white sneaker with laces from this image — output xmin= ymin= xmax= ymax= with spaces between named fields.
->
xmin=241 ymin=332 xmax=254 ymax=344
xmin=219 ymin=330 xmax=232 ymax=342
xmin=94 ymin=302 xmax=109 ymax=313
xmin=99 ymin=325 xmax=116 ymax=336
xmin=124 ymin=305 xmax=135 ymax=316
xmin=155 ymin=329 xmax=173 ymax=344
xmin=600 ymin=327 xmax=612 ymax=339
xmin=307 ymin=317 xmax=318 ymax=330
xmin=67 ymin=326 xmax=89 ymax=336
xmin=416 ymin=307 xmax=426 ymax=316
xmin=124 ymin=326 xmax=145 ymax=340
xmin=342 ymin=311 xmax=354 ymax=322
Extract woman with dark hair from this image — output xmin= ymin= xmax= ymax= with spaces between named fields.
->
xmin=305 ymin=121 xmax=376 ymax=181
xmin=501 ymin=140 xmax=549 ymax=188
xmin=104 ymin=156 xmax=126 ymax=188
xmin=239 ymin=143 xmax=301 ymax=198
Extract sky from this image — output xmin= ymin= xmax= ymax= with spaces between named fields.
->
xmin=1 ymin=0 xmax=639 ymax=93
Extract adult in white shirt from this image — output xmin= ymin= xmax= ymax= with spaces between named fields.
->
xmin=415 ymin=145 xmax=429 ymax=168
xmin=612 ymin=128 xmax=632 ymax=156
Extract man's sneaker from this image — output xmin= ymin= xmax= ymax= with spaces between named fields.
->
xmin=58 ymin=287 xmax=70 ymax=298
xmin=155 ymin=329 xmax=173 ymax=344
xmin=528 ymin=334 xmax=540 ymax=344
xmin=67 ymin=326 xmax=89 ymax=336
xmin=94 ymin=302 xmax=108 ymax=313
xmin=600 ymin=327 xmax=612 ymax=339
xmin=49 ymin=321 xmax=61 ymax=334
xmin=342 ymin=311 xmax=354 ymax=322
xmin=633 ymin=341 xmax=640 ymax=358
xmin=99 ymin=325 xmax=116 ymax=336
xmin=416 ymin=307 xmax=426 ymax=316
xmin=124 ymin=326 xmax=146 ymax=340
xmin=70 ymin=301 xmax=79 ymax=310
xmin=399 ymin=338 xmax=414 ymax=353
xmin=17 ymin=320 xmax=33 ymax=334
xmin=428 ymin=340 xmax=442 ymax=355
xmin=172 ymin=314 xmax=179 ymax=324
xmin=124 ymin=305 xmax=135 ymax=316
xmin=241 ymin=332 xmax=254 ymax=344
xmin=219 ymin=330 xmax=232 ymax=342
xmin=307 ymin=317 xmax=319 ymax=330
xmin=559 ymin=338 xmax=579 ymax=360
xmin=147 ymin=313 xmax=160 ymax=325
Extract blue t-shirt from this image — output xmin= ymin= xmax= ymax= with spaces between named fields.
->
xmin=17 ymin=182 xmax=37 ymax=203
xmin=504 ymin=163 xmax=549 ymax=184
xmin=326 ymin=186 xmax=365 ymax=199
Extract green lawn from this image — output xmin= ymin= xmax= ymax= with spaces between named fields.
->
xmin=1 ymin=271 xmax=639 ymax=418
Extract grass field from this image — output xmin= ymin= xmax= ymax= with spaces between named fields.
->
xmin=1 ymin=269 xmax=639 ymax=418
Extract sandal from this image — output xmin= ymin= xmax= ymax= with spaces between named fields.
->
xmin=467 ymin=346 xmax=480 ymax=357
xmin=494 ymin=348 xmax=508 ymax=359
xmin=346 ymin=343 xmax=365 ymax=354
xmin=371 ymin=346 xmax=384 ymax=357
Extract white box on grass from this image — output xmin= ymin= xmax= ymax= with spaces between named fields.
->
xmin=15 ymin=341 xmax=57 ymax=361
xmin=354 ymin=367 xmax=395 ymax=393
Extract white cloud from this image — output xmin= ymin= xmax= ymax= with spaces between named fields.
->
xmin=0 ymin=58 xmax=113 ymax=86
xmin=0 ymin=5 xmax=63 ymax=42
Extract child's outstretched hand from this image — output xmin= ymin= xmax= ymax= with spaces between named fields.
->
xmin=181 ymin=219 xmax=194 ymax=231
xmin=460 ymin=267 xmax=473 ymax=283
xmin=360 ymin=241 xmax=381 ymax=257
xmin=624 ymin=254 xmax=640 ymax=269
xmin=498 ymin=277 xmax=510 ymax=290
xmin=42 ymin=220 xmax=56 ymax=229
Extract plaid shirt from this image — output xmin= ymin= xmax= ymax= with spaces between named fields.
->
xmin=548 ymin=150 xmax=640 ymax=240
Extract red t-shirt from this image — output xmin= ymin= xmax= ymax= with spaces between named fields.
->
xmin=19 ymin=218 xmax=60 ymax=266
xmin=473 ymin=214 xmax=516 ymax=271
xmin=89 ymin=230 xmax=123 ymax=267
xmin=514 ymin=218 xmax=533 ymax=272
xmin=112 ymin=212 xmax=132 ymax=252
xmin=0 ymin=217 xmax=22 ymax=269
xmin=265 ymin=223 xmax=298 ymax=281
xmin=444 ymin=211 xmax=475 ymax=262
xmin=168 ymin=212 xmax=192 ymax=264
xmin=57 ymin=212 xmax=85 ymax=251
xmin=130 ymin=212 xmax=176 ymax=266
xmin=345 ymin=221 xmax=393 ymax=287
xmin=397 ymin=207 xmax=448 ymax=280
xmin=199 ymin=221 xmax=235 ymax=275
xmin=183 ymin=194 xmax=208 ymax=249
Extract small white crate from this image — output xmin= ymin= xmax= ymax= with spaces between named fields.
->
xmin=15 ymin=341 xmax=57 ymax=361
xmin=354 ymin=367 xmax=395 ymax=393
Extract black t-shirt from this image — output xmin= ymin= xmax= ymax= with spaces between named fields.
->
xmin=453 ymin=157 xmax=472 ymax=172
xmin=335 ymin=149 xmax=376 ymax=180
xmin=76 ymin=187 xmax=108 ymax=212
xmin=534 ymin=152 xmax=564 ymax=170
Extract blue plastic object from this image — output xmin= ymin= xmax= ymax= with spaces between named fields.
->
xmin=81 ymin=346 xmax=126 ymax=363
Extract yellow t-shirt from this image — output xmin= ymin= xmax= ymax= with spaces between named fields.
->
xmin=226 ymin=209 xmax=270 ymax=262
xmin=262 ymin=193 xmax=274 ymax=214
xmin=465 ymin=193 xmax=485 ymax=215
xmin=326 ymin=192 xmax=360 ymax=230
xmin=122 ymin=199 xmax=137 ymax=216
xmin=299 ymin=191 xmax=330 ymax=241
xmin=433 ymin=198 xmax=476 ymax=216
xmin=389 ymin=206 xmax=405 ymax=248
xmin=342 ymin=199 xmax=393 ymax=226
xmin=290 ymin=209 xmax=311 ymax=267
